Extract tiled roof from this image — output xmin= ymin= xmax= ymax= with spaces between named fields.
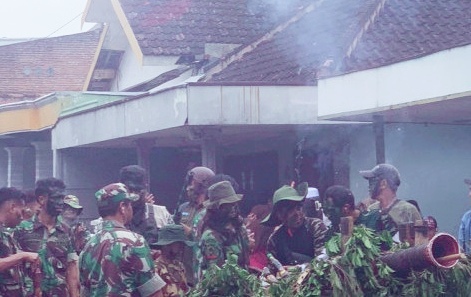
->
xmin=344 ymin=0 xmax=471 ymax=73
xmin=208 ymin=0 xmax=378 ymax=84
xmin=208 ymin=0 xmax=471 ymax=83
xmin=0 ymin=29 xmax=102 ymax=102
xmin=118 ymin=0 xmax=308 ymax=56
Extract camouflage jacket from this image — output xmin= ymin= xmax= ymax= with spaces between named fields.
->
xmin=368 ymin=199 xmax=422 ymax=227
xmin=0 ymin=224 xmax=25 ymax=297
xmin=79 ymin=220 xmax=165 ymax=297
xmin=67 ymin=221 xmax=91 ymax=255
xmin=154 ymin=257 xmax=188 ymax=297
xmin=178 ymin=202 xmax=205 ymax=286
xmin=267 ymin=217 xmax=328 ymax=265
xmin=199 ymin=224 xmax=250 ymax=273
xmin=13 ymin=215 xmax=77 ymax=297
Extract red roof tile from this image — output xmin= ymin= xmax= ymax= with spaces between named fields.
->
xmin=344 ymin=0 xmax=471 ymax=73
xmin=0 ymin=29 xmax=102 ymax=102
xmin=208 ymin=0 xmax=378 ymax=84
xmin=118 ymin=0 xmax=306 ymax=56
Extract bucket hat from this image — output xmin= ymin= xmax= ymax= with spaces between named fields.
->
xmin=150 ymin=224 xmax=195 ymax=247
xmin=261 ymin=182 xmax=308 ymax=226
xmin=204 ymin=181 xmax=243 ymax=209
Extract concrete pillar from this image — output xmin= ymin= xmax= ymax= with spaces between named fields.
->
xmin=0 ymin=148 xmax=7 ymax=187
xmin=136 ymin=138 xmax=154 ymax=187
xmin=53 ymin=148 xmax=63 ymax=179
xmin=4 ymin=146 xmax=27 ymax=188
xmin=202 ymin=138 xmax=216 ymax=172
xmin=31 ymin=141 xmax=53 ymax=180
xmin=373 ymin=115 xmax=385 ymax=164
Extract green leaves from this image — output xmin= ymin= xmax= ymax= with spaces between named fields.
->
xmin=187 ymin=228 xmax=471 ymax=297
xmin=187 ymin=254 xmax=263 ymax=297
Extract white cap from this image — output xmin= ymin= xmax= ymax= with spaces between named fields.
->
xmin=306 ymin=187 xmax=319 ymax=199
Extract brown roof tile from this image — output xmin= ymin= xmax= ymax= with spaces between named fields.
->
xmin=209 ymin=0 xmax=471 ymax=83
xmin=208 ymin=0 xmax=378 ymax=84
xmin=0 ymin=29 xmax=102 ymax=102
xmin=118 ymin=0 xmax=306 ymax=56
xmin=344 ymin=0 xmax=471 ymax=72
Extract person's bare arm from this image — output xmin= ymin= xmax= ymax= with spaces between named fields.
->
xmin=66 ymin=260 xmax=80 ymax=297
xmin=0 ymin=252 xmax=38 ymax=272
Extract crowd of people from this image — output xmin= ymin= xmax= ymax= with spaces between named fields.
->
xmin=0 ymin=162 xmax=466 ymax=296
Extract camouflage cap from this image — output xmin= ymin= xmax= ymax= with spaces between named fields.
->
xmin=63 ymin=195 xmax=83 ymax=209
xmin=95 ymin=183 xmax=139 ymax=208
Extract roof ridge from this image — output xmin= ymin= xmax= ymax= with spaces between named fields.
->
xmin=202 ymin=0 xmax=325 ymax=82
xmin=345 ymin=0 xmax=389 ymax=59
xmin=0 ymin=28 xmax=102 ymax=49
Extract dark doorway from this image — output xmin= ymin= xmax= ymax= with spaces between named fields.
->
xmin=223 ymin=151 xmax=278 ymax=216
xmin=149 ymin=147 xmax=201 ymax=212
xmin=297 ymin=148 xmax=334 ymax=198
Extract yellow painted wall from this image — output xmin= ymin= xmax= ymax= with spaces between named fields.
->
xmin=0 ymin=100 xmax=59 ymax=134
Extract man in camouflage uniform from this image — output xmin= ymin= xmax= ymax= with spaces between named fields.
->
xmin=359 ymin=164 xmax=422 ymax=239
xmin=151 ymin=224 xmax=194 ymax=297
xmin=199 ymin=181 xmax=250 ymax=273
xmin=14 ymin=178 xmax=79 ymax=297
xmin=262 ymin=183 xmax=328 ymax=265
xmin=0 ymin=187 xmax=39 ymax=297
xmin=79 ymin=183 xmax=165 ymax=297
xmin=61 ymin=195 xmax=91 ymax=255
xmin=176 ymin=166 xmax=214 ymax=285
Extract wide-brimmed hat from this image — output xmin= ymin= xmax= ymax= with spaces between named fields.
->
xmin=261 ymin=182 xmax=308 ymax=226
xmin=63 ymin=195 xmax=83 ymax=209
xmin=204 ymin=181 xmax=243 ymax=209
xmin=149 ymin=225 xmax=195 ymax=247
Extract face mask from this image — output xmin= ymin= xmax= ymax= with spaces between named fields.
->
xmin=368 ymin=177 xmax=381 ymax=199
xmin=323 ymin=201 xmax=342 ymax=228
xmin=219 ymin=203 xmax=239 ymax=219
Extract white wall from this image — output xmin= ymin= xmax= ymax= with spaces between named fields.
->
xmin=112 ymin=46 xmax=181 ymax=91
xmin=318 ymin=44 xmax=471 ymax=117
xmin=349 ymin=123 xmax=471 ymax=235
xmin=187 ymin=85 xmax=318 ymax=125
xmin=52 ymin=87 xmax=188 ymax=149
